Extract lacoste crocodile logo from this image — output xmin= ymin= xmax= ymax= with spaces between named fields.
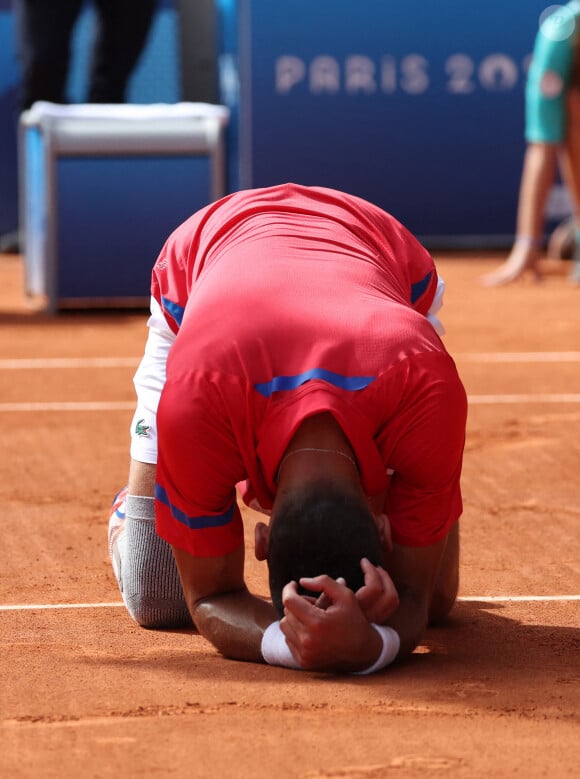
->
xmin=135 ymin=419 xmax=150 ymax=437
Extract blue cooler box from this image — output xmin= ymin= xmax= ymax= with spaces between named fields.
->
xmin=20 ymin=101 xmax=229 ymax=312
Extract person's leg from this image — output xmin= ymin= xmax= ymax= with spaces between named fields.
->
xmin=108 ymin=297 xmax=192 ymax=628
xmin=428 ymin=521 xmax=459 ymax=625
xmin=563 ymin=87 xmax=580 ymax=283
xmin=571 ymin=229 xmax=580 ymax=283
xmin=16 ymin=0 xmax=83 ymax=110
xmin=88 ymin=0 xmax=157 ymax=102
xmin=108 ymin=460 xmax=193 ymax=629
xmin=480 ymin=144 xmax=559 ymax=287
xmin=547 ymin=216 xmax=577 ymax=260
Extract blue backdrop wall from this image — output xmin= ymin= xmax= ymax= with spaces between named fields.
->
xmin=0 ymin=0 xmax=20 ymax=237
xmin=2 ymin=1 xmax=575 ymax=246
xmin=228 ymin=0 xmax=572 ymax=246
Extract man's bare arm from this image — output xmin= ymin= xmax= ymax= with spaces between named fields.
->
xmin=383 ymin=534 xmax=451 ymax=656
xmin=173 ymin=524 xmax=455 ymax=670
xmin=172 ymin=544 xmax=277 ymax=662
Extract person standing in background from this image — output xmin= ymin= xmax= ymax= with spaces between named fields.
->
xmin=0 ymin=0 xmax=159 ymax=253
xmin=15 ymin=0 xmax=158 ymax=110
xmin=481 ymin=1 xmax=580 ymax=286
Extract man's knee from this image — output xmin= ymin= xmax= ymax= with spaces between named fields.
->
xmin=109 ymin=492 xmax=193 ymax=630
xmin=124 ymin=593 xmax=193 ymax=630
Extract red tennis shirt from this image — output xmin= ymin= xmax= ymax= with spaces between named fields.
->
xmin=152 ymin=183 xmax=467 ymax=557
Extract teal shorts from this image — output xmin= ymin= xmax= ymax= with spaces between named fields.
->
xmin=525 ymin=3 xmax=580 ymax=144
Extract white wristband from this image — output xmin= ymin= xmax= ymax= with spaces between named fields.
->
xmin=351 ymin=625 xmax=400 ymax=675
xmin=261 ymin=621 xmax=302 ymax=669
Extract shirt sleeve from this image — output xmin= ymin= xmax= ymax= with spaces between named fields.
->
xmin=376 ymin=207 xmax=439 ymax=316
xmin=149 ymin=198 xmax=222 ymax=335
xmin=382 ymin=354 xmax=468 ymax=547
xmin=403 ymin=237 xmax=439 ymax=317
xmin=383 ymin=230 xmax=439 ymax=317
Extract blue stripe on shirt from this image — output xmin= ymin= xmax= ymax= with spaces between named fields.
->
xmin=155 ymin=484 xmax=235 ymax=529
xmin=161 ymin=296 xmax=185 ymax=329
xmin=410 ymin=271 xmax=432 ymax=304
xmin=254 ymin=368 xmax=375 ymax=398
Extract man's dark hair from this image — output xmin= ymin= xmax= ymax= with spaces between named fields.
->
xmin=267 ymin=479 xmax=386 ymax=617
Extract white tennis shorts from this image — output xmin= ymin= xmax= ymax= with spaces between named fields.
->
xmin=130 ymin=297 xmax=175 ymax=464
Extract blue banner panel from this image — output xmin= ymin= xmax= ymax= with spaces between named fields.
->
xmin=0 ymin=10 xmax=20 ymax=236
xmin=237 ymin=0 xmax=561 ymax=246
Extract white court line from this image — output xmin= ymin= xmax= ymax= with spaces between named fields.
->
xmin=468 ymin=393 xmax=580 ymax=404
xmin=2 ymin=394 xmax=580 ymax=413
xmin=1 ymin=595 xmax=578 ymax=612
xmin=0 ymin=357 xmax=140 ymax=369
xmin=455 ymin=352 xmax=580 ymax=363
xmin=0 ymin=602 xmax=126 ymax=611
xmin=0 ymin=401 xmax=135 ymax=412
xmin=458 ymin=595 xmax=580 ymax=602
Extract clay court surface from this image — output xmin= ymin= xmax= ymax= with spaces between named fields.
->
xmin=0 ymin=252 xmax=578 ymax=778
